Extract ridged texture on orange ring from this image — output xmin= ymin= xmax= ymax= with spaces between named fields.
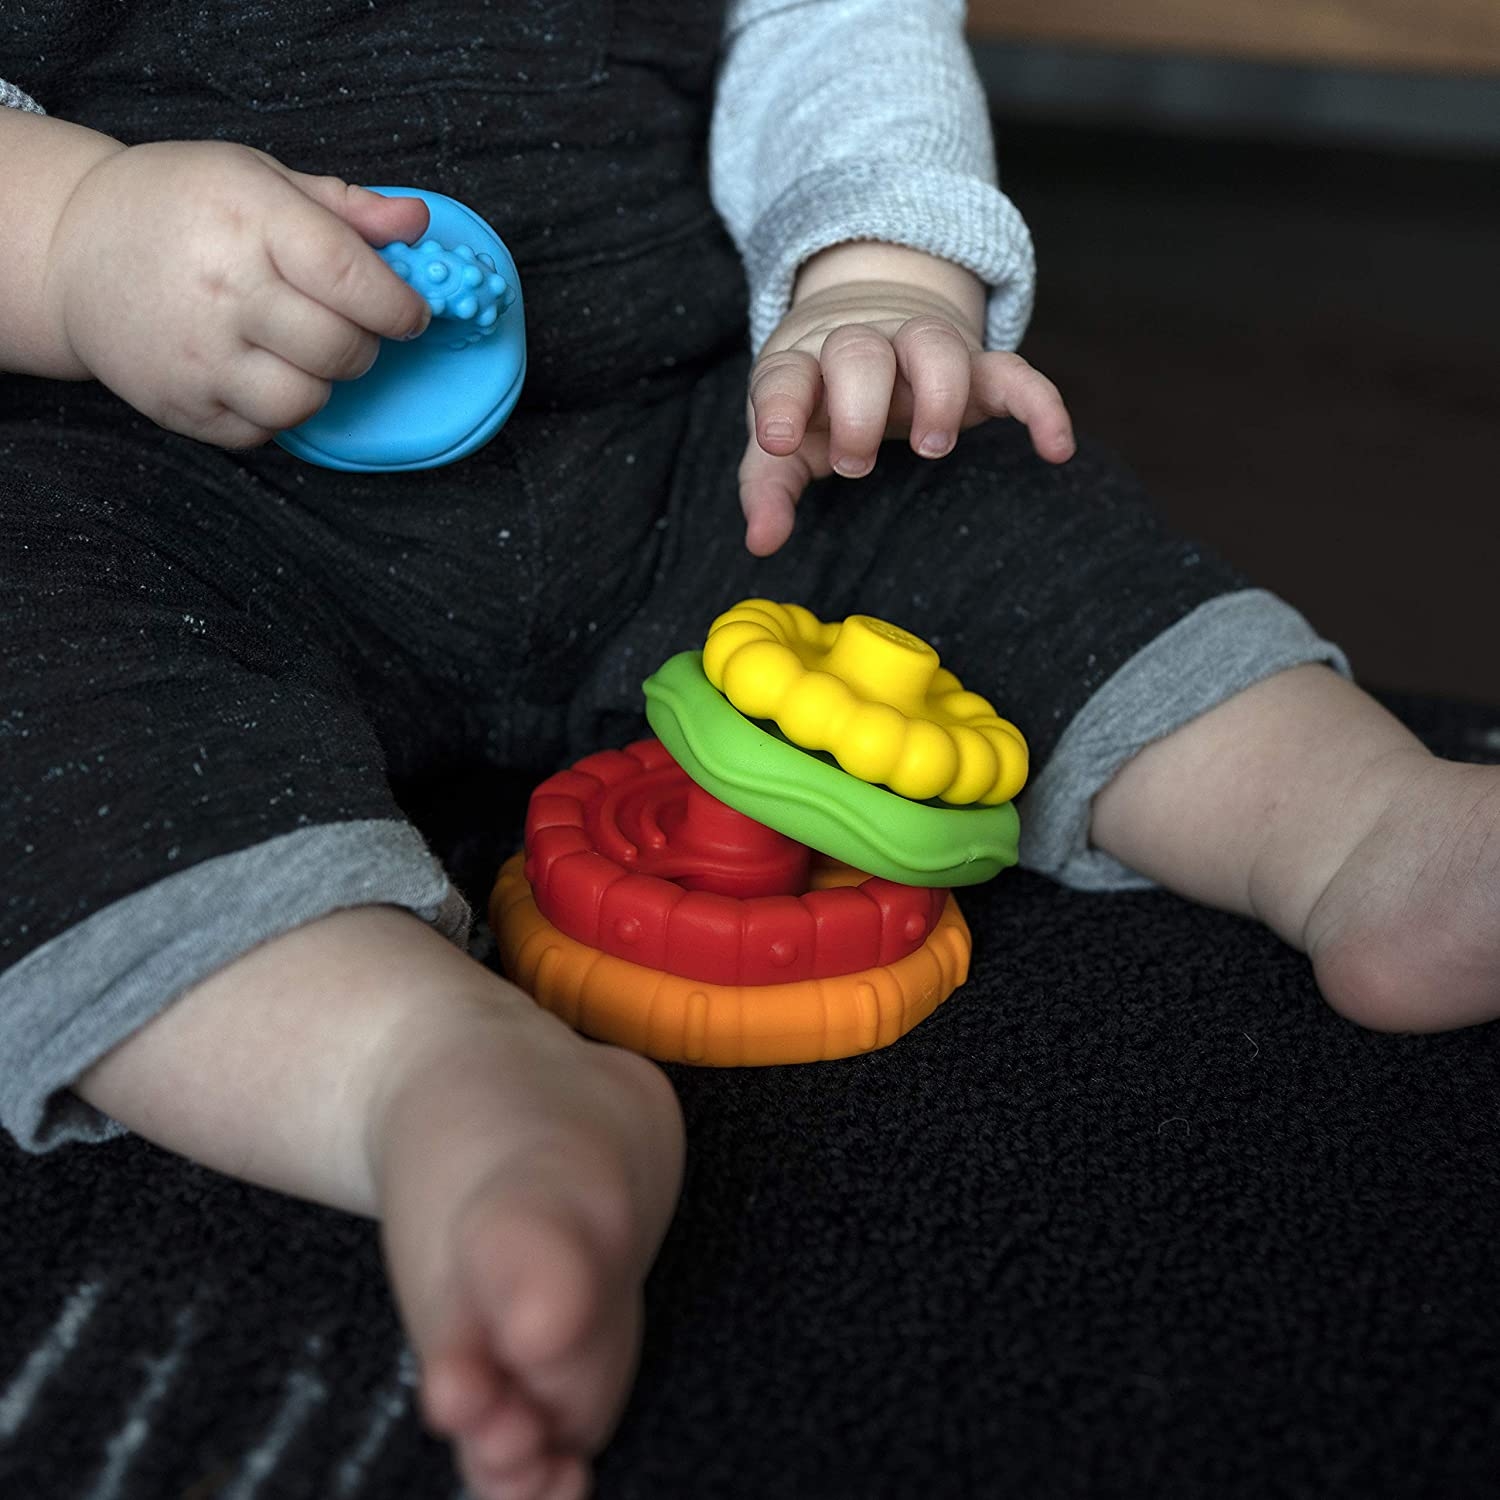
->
xmin=702 ymin=599 xmax=1028 ymax=806
xmin=491 ymin=853 xmax=971 ymax=1065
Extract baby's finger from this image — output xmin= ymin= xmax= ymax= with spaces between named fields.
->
xmin=819 ymin=323 xmax=897 ymax=478
xmin=275 ymin=162 xmax=432 ymax=248
xmin=892 ymin=315 xmax=973 ymax=459
xmin=307 ymin=178 xmax=430 ymax=249
xmin=244 ymin=286 xmax=381 ymax=383
xmin=161 ymin=401 xmax=276 ymax=452
xmin=266 ymin=187 xmax=431 ymax=342
xmin=971 ymin=351 xmax=1075 ymax=463
xmin=747 ymin=349 xmax=822 ymax=455
xmin=737 ymin=428 xmax=820 ymax=557
xmin=218 ymin=346 xmax=332 ymax=435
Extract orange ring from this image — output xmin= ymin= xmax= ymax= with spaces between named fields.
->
xmin=490 ymin=853 xmax=972 ymax=1066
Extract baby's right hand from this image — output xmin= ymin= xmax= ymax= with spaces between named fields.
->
xmin=47 ymin=140 xmax=433 ymax=447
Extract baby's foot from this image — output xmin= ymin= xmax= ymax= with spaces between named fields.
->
xmin=371 ymin=992 xmax=684 ymax=1499
xmin=1302 ymin=750 xmax=1500 ymax=1031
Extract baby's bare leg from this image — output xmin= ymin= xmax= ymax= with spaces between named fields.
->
xmin=1091 ymin=664 xmax=1500 ymax=1031
xmin=76 ymin=907 xmax=684 ymax=1500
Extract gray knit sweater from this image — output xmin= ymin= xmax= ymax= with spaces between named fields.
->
xmin=0 ymin=0 xmax=1034 ymax=353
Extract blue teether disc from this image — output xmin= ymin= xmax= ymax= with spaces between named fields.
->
xmin=275 ymin=187 xmax=525 ymax=473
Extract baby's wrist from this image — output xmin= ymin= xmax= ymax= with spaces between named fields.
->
xmin=0 ymin=109 xmax=126 ymax=379
xmin=46 ymin=141 xmax=135 ymax=377
xmin=791 ymin=240 xmax=985 ymax=341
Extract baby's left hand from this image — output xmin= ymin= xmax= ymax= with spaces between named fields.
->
xmin=739 ymin=275 xmax=1075 ymax=556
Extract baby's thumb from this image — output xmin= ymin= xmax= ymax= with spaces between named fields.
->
xmin=288 ymin=172 xmax=430 ymax=248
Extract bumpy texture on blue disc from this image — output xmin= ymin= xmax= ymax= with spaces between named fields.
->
xmin=379 ymin=240 xmax=515 ymax=349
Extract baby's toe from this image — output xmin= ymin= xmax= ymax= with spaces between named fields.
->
xmin=460 ymin=1447 xmax=591 ymax=1500
xmin=422 ymin=1346 xmax=508 ymax=1435
xmin=465 ymin=1384 xmax=550 ymax=1472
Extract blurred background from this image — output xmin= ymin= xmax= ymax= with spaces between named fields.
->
xmin=965 ymin=1 xmax=1499 ymax=710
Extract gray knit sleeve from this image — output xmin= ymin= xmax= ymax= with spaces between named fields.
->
xmin=0 ymin=78 xmax=45 ymax=114
xmin=710 ymin=0 xmax=1034 ymax=356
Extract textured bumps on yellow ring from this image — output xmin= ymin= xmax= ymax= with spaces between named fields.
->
xmin=702 ymin=599 xmax=1029 ymax=806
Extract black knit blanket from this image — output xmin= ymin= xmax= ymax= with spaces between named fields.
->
xmin=4 ymin=692 xmax=1499 ymax=1500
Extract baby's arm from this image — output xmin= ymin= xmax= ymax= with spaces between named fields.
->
xmin=0 ymin=106 xmax=431 ymax=446
xmin=711 ymin=0 xmax=1073 ymax=553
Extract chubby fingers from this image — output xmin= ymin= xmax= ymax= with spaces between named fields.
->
xmin=738 ymin=401 xmax=819 ymax=558
xmin=971 ymin=349 xmax=1076 ymax=463
xmin=266 ymin=172 xmax=432 ymax=342
xmin=748 ymin=347 xmax=823 ymax=458
xmin=742 ymin=348 xmax=820 ymax=555
xmin=749 ymin=325 xmax=898 ymax=480
xmin=296 ymin=175 xmax=431 ymax=250
xmin=818 ymin=323 xmax=897 ymax=478
xmin=245 ymin=285 xmax=381 ymax=383
xmin=891 ymin=314 xmax=974 ymax=460
xmin=188 ymin=347 xmax=331 ymax=450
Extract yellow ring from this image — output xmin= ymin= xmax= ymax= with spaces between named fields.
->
xmin=702 ymin=599 xmax=1028 ymax=806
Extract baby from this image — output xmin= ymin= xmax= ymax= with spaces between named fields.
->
xmin=2 ymin=4 xmax=1497 ymax=1499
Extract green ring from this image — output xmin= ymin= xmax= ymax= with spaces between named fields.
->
xmin=642 ymin=652 xmax=1019 ymax=888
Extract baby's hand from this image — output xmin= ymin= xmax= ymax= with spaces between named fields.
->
xmin=47 ymin=140 xmax=433 ymax=447
xmin=739 ymin=267 xmax=1075 ymax=556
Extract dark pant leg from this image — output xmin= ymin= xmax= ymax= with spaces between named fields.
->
xmin=0 ymin=415 xmax=466 ymax=1150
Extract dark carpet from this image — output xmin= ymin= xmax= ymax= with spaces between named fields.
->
xmin=3 ymin=690 xmax=1499 ymax=1500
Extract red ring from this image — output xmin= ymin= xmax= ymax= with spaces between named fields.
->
xmin=524 ymin=739 xmax=948 ymax=986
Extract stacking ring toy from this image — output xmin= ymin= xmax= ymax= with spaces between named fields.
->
xmin=275 ymin=187 xmax=525 ymax=472
xmin=703 ymin=599 xmax=1028 ymax=805
xmin=643 ymin=651 xmax=1020 ymax=887
xmin=492 ymin=601 xmax=1024 ymax=1066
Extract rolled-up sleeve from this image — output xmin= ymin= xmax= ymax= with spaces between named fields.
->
xmin=709 ymin=0 xmax=1035 ymax=354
